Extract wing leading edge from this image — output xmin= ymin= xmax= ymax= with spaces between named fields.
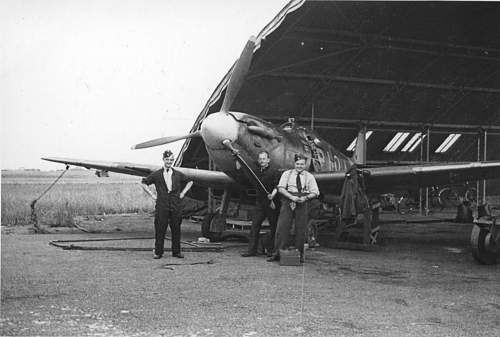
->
xmin=42 ymin=157 xmax=500 ymax=194
xmin=314 ymin=161 xmax=500 ymax=194
xmin=41 ymin=157 xmax=235 ymax=187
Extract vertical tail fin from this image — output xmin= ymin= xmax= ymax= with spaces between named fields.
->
xmin=353 ymin=126 xmax=367 ymax=165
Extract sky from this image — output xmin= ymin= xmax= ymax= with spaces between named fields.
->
xmin=0 ymin=0 xmax=290 ymax=170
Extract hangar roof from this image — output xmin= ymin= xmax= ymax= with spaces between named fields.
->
xmin=179 ymin=0 xmax=500 ymax=169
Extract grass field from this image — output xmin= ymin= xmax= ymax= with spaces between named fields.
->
xmin=2 ymin=169 xmax=499 ymax=227
xmin=1 ymin=169 xmax=155 ymax=226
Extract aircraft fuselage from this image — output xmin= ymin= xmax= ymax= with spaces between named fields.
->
xmin=201 ymin=111 xmax=353 ymax=192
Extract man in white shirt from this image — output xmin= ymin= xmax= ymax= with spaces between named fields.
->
xmin=268 ymin=154 xmax=319 ymax=263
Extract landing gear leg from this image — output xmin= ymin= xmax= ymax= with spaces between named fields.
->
xmin=202 ymin=188 xmax=231 ymax=242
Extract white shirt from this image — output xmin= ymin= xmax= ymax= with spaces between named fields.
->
xmin=163 ymin=168 xmax=173 ymax=191
xmin=277 ymin=169 xmax=319 ymax=196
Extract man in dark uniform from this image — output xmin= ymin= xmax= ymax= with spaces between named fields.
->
xmin=142 ymin=150 xmax=193 ymax=259
xmin=241 ymin=151 xmax=281 ymax=257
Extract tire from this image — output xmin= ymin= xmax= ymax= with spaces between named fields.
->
xmin=201 ymin=213 xmax=223 ymax=242
xmin=470 ymin=224 xmax=498 ymax=265
xmin=208 ymin=232 xmax=223 ymax=242
xmin=464 ymin=188 xmax=477 ymax=203
xmin=439 ymin=188 xmax=460 ymax=208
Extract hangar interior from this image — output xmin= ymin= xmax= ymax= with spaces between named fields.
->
xmin=178 ymin=0 xmax=500 ymax=199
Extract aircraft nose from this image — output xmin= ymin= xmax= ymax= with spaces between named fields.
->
xmin=200 ymin=112 xmax=240 ymax=149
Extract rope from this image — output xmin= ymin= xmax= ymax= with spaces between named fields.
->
xmin=299 ymin=248 xmax=306 ymax=330
xmin=32 ymin=165 xmax=70 ymax=205
xmin=49 ymin=242 xmax=225 ymax=252
xmin=47 ymin=236 xmax=240 ymax=252
xmin=161 ymin=259 xmax=215 ymax=266
xmin=48 ymin=236 xmax=221 ymax=247
xmin=30 ymin=165 xmax=70 ymax=233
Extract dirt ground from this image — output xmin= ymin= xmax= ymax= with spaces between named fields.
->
xmin=1 ymin=215 xmax=499 ymax=337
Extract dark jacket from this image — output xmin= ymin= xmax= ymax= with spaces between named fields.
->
xmin=340 ymin=165 xmax=369 ymax=219
xmin=142 ymin=168 xmax=187 ymax=210
xmin=255 ymin=165 xmax=281 ymax=206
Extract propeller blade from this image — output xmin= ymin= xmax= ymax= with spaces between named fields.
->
xmin=220 ymin=36 xmax=256 ymax=113
xmin=131 ymin=131 xmax=201 ymax=150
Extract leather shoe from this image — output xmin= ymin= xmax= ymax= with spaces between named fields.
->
xmin=241 ymin=252 xmax=256 ymax=257
xmin=267 ymin=255 xmax=280 ymax=262
xmin=172 ymin=253 xmax=184 ymax=258
xmin=153 ymin=254 xmax=162 ymax=259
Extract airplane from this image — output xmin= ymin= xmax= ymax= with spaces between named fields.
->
xmin=43 ymin=37 xmax=500 ymax=264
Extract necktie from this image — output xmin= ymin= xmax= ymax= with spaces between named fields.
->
xmin=296 ymin=172 xmax=302 ymax=193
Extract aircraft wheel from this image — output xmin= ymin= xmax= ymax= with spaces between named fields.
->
xmin=208 ymin=231 xmax=223 ymax=242
xmin=201 ymin=213 xmax=223 ymax=242
xmin=470 ymin=224 xmax=498 ymax=265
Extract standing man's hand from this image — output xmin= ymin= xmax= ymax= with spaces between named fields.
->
xmin=267 ymin=193 xmax=274 ymax=200
xmin=179 ymin=192 xmax=185 ymax=199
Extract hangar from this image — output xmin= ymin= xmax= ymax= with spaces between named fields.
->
xmin=177 ymin=0 xmax=500 ymax=203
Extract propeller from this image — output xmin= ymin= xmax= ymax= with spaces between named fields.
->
xmin=131 ymin=36 xmax=256 ymax=151
xmin=220 ymin=36 xmax=256 ymax=113
xmin=131 ymin=131 xmax=201 ymax=150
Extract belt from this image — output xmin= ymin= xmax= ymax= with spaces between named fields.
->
xmin=287 ymin=191 xmax=308 ymax=197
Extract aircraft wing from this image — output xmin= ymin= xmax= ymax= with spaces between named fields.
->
xmin=41 ymin=157 xmax=235 ymax=187
xmin=314 ymin=161 xmax=500 ymax=194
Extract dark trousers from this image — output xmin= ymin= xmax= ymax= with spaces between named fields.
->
xmin=274 ymin=197 xmax=309 ymax=256
xmin=246 ymin=201 xmax=279 ymax=254
xmin=154 ymin=207 xmax=182 ymax=256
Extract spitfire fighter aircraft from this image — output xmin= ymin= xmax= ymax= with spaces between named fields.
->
xmin=44 ymin=37 xmax=500 ymax=264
